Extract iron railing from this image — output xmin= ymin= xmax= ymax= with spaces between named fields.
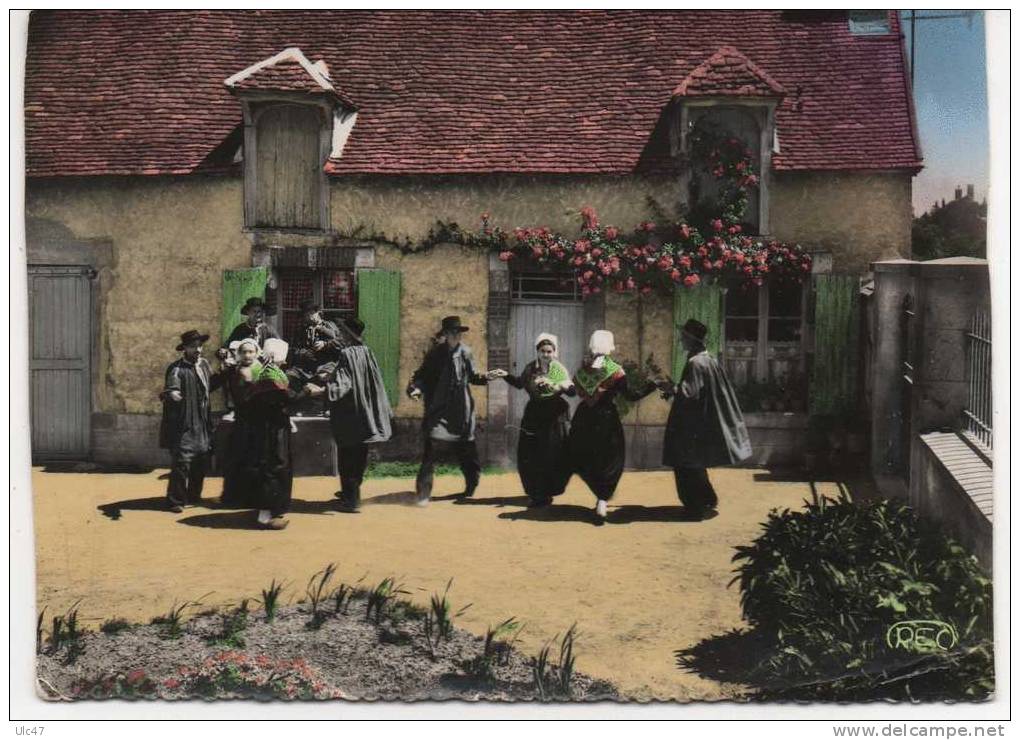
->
xmin=964 ymin=310 xmax=993 ymax=450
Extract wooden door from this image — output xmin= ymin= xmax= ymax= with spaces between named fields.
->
xmin=29 ymin=266 xmax=93 ymax=459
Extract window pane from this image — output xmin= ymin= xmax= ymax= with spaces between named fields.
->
xmin=323 ymin=270 xmax=355 ymax=310
xmin=726 ymin=318 xmax=759 ymax=342
xmin=280 ymin=274 xmax=314 ymax=309
xmin=768 ymin=318 xmax=801 ymax=342
xmin=279 ymin=272 xmax=314 ymax=344
xmin=726 ymin=285 xmax=759 ymax=317
xmin=769 ymin=281 xmax=802 ymax=317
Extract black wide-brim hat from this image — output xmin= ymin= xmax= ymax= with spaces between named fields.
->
xmin=681 ymin=318 xmax=708 ymax=343
xmin=176 ymin=329 xmax=210 ymax=351
xmin=438 ymin=315 xmax=470 ymax=335
xmin=240 ymin=296 xmax=267 ymax=315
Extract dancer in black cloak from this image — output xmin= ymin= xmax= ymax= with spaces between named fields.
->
xmin=159 ymin=329 xmax=224 ymax=512
xmin=659 ymin=318 xmax=752 ymax=519
xmin=221 ymin=338 xmax=311 ymax=529
xmin=307 ymin=317 xmax=393 ymax=512
xmin=494 ymin=332 xmax=575 ymax=507
xmin=568 ymin=329 xmax=656 ymax=523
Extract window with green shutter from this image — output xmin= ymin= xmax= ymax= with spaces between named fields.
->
xmin=356 ymin=268 xmax=402 ymax=406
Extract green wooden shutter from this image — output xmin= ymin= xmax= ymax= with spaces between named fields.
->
xmin=672 ymin=283 xmax=723 ymax=379
xmin=810 ymin=274 xmax=860 ymax=415
xmin=356 ymin=268 xmax=402 ymax=406
xmin=221 ymin=267 xmax=269 ymax=342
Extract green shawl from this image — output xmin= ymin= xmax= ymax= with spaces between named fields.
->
xmin=574 ymin=356 xmax=624 ymax=398
xmin=533 ymin=359 xmax=570 ymax=398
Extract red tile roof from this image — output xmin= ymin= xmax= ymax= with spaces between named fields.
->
xmin=674 ymin=46 xmax=786 ymax=98
xmin=23 ymin=10 xmax=922 ymax=177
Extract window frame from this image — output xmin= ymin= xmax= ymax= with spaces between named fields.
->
xmin=721 ymin=279 xmax=810 ymax=386
xmin=675 ymin=99 xmax=778 ymax=236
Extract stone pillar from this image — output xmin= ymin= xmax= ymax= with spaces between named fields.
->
xmin=869 ymin=260 xmax=918 ymax=482
xmin=486 ymin=253 xmax=511 ymax=467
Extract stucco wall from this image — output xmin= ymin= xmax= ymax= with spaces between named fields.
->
xmin=331 ymin=174 xmax=684 ymax=243
xmin=771 ymin=171 xmax=912 ymax=272
xmin=27 ymin=177 xmax=250 ymax=416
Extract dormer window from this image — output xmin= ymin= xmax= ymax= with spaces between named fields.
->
xmin=672 ymin=46 xmax=785 ymax=235
xmin=848 ymin=10 xmax=891 ymax=35
xmin=225 ymin=48 xmax=357 ymax=232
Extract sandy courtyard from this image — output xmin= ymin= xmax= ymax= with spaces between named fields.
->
xmin=32 ymin=466 xmax=849 ymax=701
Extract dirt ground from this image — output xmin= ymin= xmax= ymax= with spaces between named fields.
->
xmin=32 ymin=466 xmax=853 ymax=701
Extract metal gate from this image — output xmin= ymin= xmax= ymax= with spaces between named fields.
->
xmin=508 ymin=271 xmax=584 ymax=464
xmin=29 ymin=266 xmax=93 ymax=460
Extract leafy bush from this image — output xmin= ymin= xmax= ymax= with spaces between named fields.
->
xmin=732 ymin=495 xmax=993 ymax=700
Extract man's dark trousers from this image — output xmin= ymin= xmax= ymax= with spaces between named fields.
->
xmin=167 ymin=449 xmax=209 ymax=507
xmin=672 ymin=467 xmax=718 ymax=516
xmin=336 ymin=444 xmax=370 ymax=507
xmin=415 ymin=437 xmax=481 ymax=499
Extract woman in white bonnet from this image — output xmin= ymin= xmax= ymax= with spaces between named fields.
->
xmin=567 ymin=329 xmax=657 ymax=522
xmin=491 ymin=332 xmax=574 ymax=507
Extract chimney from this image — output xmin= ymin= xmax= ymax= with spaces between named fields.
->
xmin=966 ymin=184 xmax=975 ymax=199
xmin=954 ymin=186 xmax=963 ymax=200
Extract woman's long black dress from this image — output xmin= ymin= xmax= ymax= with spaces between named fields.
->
xmin=503 ymin=362 xmax=574 ymax=504
xmin=221 ymin=365 xmax=293 ymax=516
xmin=568 ymin=372 xmax=656 ymax=502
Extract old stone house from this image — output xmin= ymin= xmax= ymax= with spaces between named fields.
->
xmin=23 ymin=10 xmax=921 ymax=470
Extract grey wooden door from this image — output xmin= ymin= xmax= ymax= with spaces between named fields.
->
xmin=507 ymin=300 xmax=584 ymax=464
xmin=29 ymin=266 xmax=93 ymax=459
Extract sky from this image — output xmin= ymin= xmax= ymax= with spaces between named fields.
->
xmin=901 ymin=10 xmax=989 ymax=215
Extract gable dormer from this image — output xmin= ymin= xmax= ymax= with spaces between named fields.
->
xmin=671 ymin=46 xmax=785 ymax=235
xmin=225 ymin=48 xmax=357 ymax=232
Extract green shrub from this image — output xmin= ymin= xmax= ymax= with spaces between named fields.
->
xmin=732 ymin=495 xmax=993 ymax=700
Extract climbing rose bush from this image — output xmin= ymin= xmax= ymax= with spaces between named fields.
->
xmin=490 ymin=208 xmax=811 ymax=297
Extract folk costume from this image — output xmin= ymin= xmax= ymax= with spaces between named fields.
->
xmin=159 ymin=330 xmax=223 ymax=510
xmin=408 ymin=316 xmax=489 ymax=502
xmin=568 ymin=330 xmax=656 ymax=518
xmin=502 ymin=333 xmax=574 ymax=506
xmin=325 ymin=318 xmax=394 ymax=511
xmin=662 ymin=319 xmax=752 ymax=517
xmin=220 ymin=339 xmax=295 ymax=523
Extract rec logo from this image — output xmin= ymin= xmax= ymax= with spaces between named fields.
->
xmin=885 ymin=620 xmax=958 ymax=652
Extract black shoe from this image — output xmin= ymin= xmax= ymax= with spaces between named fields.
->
xmin=168 ymin=503 xmax=184 ymax=514
xmin=527 ymin=497 xmax=552 ymax=509
xmin=336 ymin=496 xmax=360 ymax=513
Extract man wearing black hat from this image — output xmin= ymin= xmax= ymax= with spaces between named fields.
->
xmin=407 ymin=315 xmax=500 ymax=504
xmin=307 ymin=316 xmax=393 ymax=511
xmin=287 ymin=299 xmax=342 ymax=413
xmin=658 ymin=318 xmax=752 ymax=519
xmin=219 ymin=296 xmax=279 ymax=419
xmin=159 ymin=329 xmax=225 ymax=513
